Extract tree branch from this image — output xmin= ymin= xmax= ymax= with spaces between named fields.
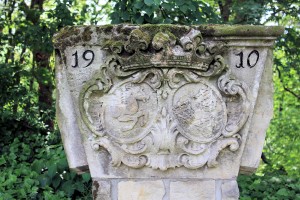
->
xmin=275 ymin=65 xmax=300 ymax=100
xmin=261 ymin=152 xmax=270 ymax=164
xmin=282 ymin=86 xmax=300 ymax=100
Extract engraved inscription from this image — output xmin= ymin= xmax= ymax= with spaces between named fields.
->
xmin=235 ymin=52 xmax=244 ymax=68
xmin=71 ymin=50 xmax=94 ymax=68
xmin=235 ymin=50 xmax=259 ymax=68
xmin=247 ymin=50 xmax=259 ymax=68
xmin=83 ymin=50 xmax=95 ymax=68
xmin=72 ymin=51 xmax=78 ymax=68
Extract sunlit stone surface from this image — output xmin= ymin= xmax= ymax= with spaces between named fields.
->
xmin=54 ymin=24 xmax=283 ymax=199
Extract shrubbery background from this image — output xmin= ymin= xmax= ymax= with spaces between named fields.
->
xmin=0 ymin=0 xmax=299 ymax=199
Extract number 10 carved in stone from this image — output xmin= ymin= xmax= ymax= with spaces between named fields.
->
xmin=235 ymin=50 xmax=259 ymax=68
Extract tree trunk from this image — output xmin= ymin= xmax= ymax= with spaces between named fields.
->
xmin=27 ymin=0 xmax=54 ymax=130
xmin=218 ymin=0 xmax=233 ymax=22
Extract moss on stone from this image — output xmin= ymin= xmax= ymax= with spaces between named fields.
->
xmin=153 ymin=32 xmax=169 ymax=42
xmin=82 ymin=26 xmax=93 ymax=41
xmin=139 ymin=24 xmax=190 ymax=39
xmin=102 ymin=40 xmax=124 ymax=53
xmin=120 ymin=25 xmax=137 ymax=36
xmin=196 ymin=24 xmax=284 ymax=37
xmin=53 ymin=26 xmax=82 ymax=52
xmin=53 ymin=26 xmax=80 ymax=43
xmin=96 ymin=24 xmax=114 ymax=34
xmin=53 ymin=24 xmax=284 ymax=52
xmin=165 ymin=31 xmax=177 ymax=41
xmin=130 ymin=29 xmax=151 ymax=44
xmin=152 ymin=32 xmax=174 ymax=49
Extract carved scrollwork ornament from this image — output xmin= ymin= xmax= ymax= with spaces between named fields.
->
xmin=79 ymin=28 xmax=251 ymax=171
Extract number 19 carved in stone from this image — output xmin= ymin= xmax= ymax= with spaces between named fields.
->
xmin=71 ymin=50 xmax=94 ymax=68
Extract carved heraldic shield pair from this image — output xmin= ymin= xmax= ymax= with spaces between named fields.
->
xmin=79 ymin=28 xmax=250 ymax=171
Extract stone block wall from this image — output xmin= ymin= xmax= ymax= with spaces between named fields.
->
xmin=92 ymin=179 xmax=239 ymax=200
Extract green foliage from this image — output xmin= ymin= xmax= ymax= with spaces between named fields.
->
xmin=0 ymin=0 xmax=96 ymax=198
xmin=110 ymin=0 xmax=221 ymax=24
xmin=231 ymin=0 xmax=266 ymax=24
xmin=262 ymin=1 xmax=300 ymax=176
xmin=238 ymin=174 xmax=300 ymax=199
xmin=0 ymin=106 xmax=91 ymax=199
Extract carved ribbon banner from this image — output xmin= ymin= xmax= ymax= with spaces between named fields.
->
xmin=79 ymin=28 xmax=250 ymax=171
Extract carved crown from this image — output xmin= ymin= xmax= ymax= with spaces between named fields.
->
xmin=102 ymin=28 xmax=226 ymax=72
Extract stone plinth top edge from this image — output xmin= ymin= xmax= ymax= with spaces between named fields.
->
xmin=196 ymin=24 xmax=284 ymax=37
xmin=53 ymin=24 xmax=284 ymax=51
xmin=53 ymin=24 xmax=284 ymax=42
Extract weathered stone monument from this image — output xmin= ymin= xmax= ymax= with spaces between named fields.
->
xmin=54 ymin=24 xmax=283 ymax=200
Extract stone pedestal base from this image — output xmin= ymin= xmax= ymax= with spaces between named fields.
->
xmin=92 ymin=179 xmax=239 ymax=200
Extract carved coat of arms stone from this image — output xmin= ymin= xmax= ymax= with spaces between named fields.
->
xmin=77 ymin=27 xmax=251 ymax=171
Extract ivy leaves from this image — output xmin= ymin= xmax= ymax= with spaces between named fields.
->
xmin=238 ymin=174 xmax=300 ymax=199
xmin=110 ymin=0 xmax=221 ymax=25
xmin=0 ymin=131 xmax=92 ymax=199
xmin=144 ymin=0 xmax=160 ymax=6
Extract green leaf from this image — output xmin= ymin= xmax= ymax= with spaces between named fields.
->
xmin=189 ymin=4 xmax=196 ymax=12
xmin=175 ymin=0 xmax=184 ymax=6
xmin=161 ymin=3 xmax=172 ymax=10
xmin=74 ymin=182 xmax=84 ymax=193
xmin=144 ymin=0 xmax=154 ymax=6
xmin=163 ymin=18 xmax=173 ymax=24
xmin=135 ymin=16 xmax=144 ymax=24
xmin=47 ymin=165 xmax=57 ymax=179
xmin=38 ymin=176 xmax=50 ymax=188
xmin=61 ymin=180 xmax=74 ymax=197
xmin=82 ymin=173 xmax=91 ymax=182
xmin=153 ymin=0 xmax=160 ymax=5
xmin=0 ymin=156 xmax=6 ymax=166
xmin=134 ymin=1 xmax=144 ymax=9
xmin=180 ymin=5 xmax=189 ymax=13
xmin=144 ymin=7 xmax=154 ymax=16
xmin=52 ymin=175 xmax=61 ymax=189
xmin=122 ymin=12 xmax=130 ymax=21
xmin=57 ymin=158 xmax=68 ymax=172
xmin=31 ymin=160 xmax=43 ymax=172
xmin=276 ymin=188 xmax=290 ymax=196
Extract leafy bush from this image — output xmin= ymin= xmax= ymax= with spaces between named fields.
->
xmin=238 ymin=174 xmax=300 ymax=200
xmin=0 ymin=113 xmax=91 ymax=199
